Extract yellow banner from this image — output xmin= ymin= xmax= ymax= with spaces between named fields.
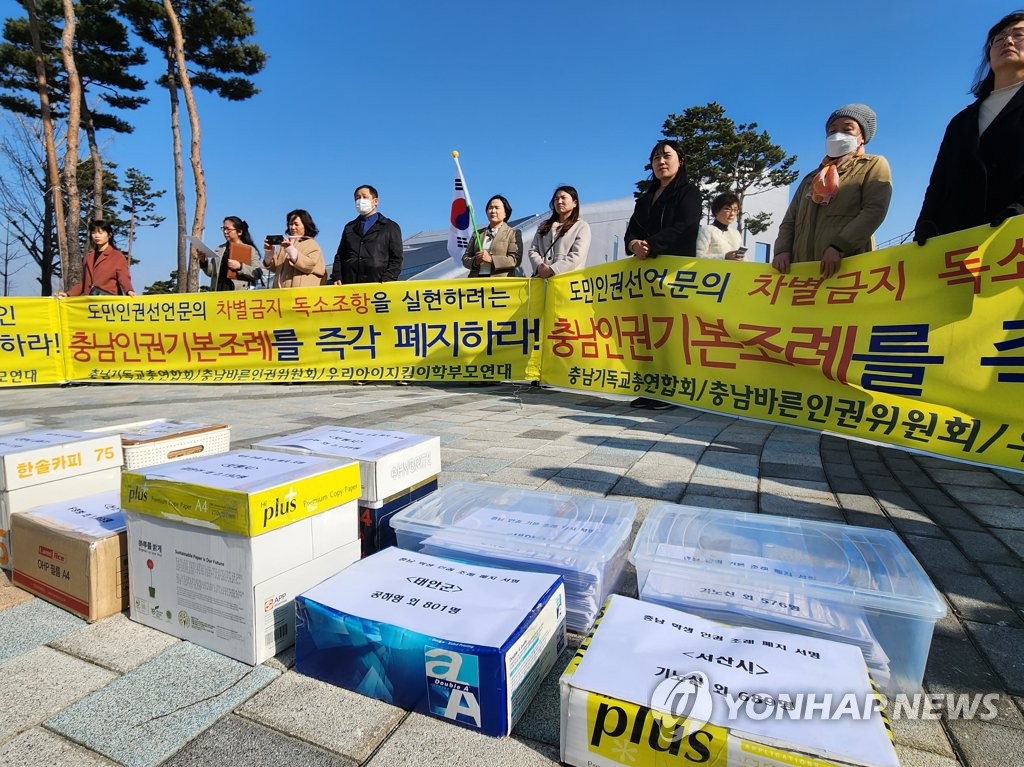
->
xmin=4 ymin=219 xmax=1023 ymax=472
xmin=55 ymin=279 xmax=545 ymax=384
xmin=543 ymin=220 xmax=1024 ymax=472
xmin=0 ymin=297 xmax=63 ymax=386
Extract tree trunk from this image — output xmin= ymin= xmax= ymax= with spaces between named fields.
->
xmin=60 ymin=0 xmax=83 ymax=282
xmin=164 ymin=48 xmax=188 ymax=293
xmin=24 ymin=0 xmax=69 ymax=289
xmin=80 ymin=95 xmax=104 ymax=219
xmin=163 ymin=0 xmax=205 ymax=293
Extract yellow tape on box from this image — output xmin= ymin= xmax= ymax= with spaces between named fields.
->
xmin=121 ymin=449 xmax=361 ymax=536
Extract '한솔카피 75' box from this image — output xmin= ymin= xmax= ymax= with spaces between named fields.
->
xmin=295 ymin=547 xmax=567 ymax=736
xmin=120 ymin=449 xmax=361 ymax=536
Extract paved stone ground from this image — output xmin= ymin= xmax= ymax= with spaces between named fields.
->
xmin=0 ymin=381 xmax=1021 ymax=766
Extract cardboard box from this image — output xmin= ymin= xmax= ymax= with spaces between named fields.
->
xmin=1 ymin=468 xmax=123 ymax=571
xmin=126 ymin=500 xmax=361 ymax=665
xmin=0 ymin=429 xmax=123 ymax=491
xmin=0 ymin=418 xmax=35 ymax=436
xmin=358 ymin=476 xmax=438 ymax=556
xmin=90 ymin=419 xmax=231 ymax=469
xmin=253 ymin=426 xmax=441 ymax=502
xmin=121 ymin=449 xmax=361 ymax=536
xmin=296 ymin=548 xmax=566 ymax=737
xmin=11 ymin=491 xmax=127 ymax=621
xmin=560 ymin=595 xmax=898 ymax=767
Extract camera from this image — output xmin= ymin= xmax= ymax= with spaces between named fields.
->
xmin=265 ymin=234 xmax=285 ymax=246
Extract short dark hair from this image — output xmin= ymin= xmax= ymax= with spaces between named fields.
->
xmin=285 ymin=209 xmax=319 ymax=238
xmin=354 ymin=185 xmax=378 ymax=199
xmin=711 ymin=192 xmax=740 ymax=215
xmin=486 ymin=194 xmax=512 ymax=221
xmin=971 ymin=11 xmax=1024 ymax=98
xmin=88 ymin=219 xmax=116 ymax=251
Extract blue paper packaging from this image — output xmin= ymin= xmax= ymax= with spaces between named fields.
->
xmin=296 ymin=547 xmax=566 ymax=736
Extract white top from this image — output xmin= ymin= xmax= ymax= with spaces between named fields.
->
xmin=980 ymin=81 xmax=1023 ymax=134
xmin=695 ymin=223 xmax=743 ymax=259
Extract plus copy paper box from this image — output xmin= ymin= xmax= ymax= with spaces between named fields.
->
xmin=560 ymin=595 xmax=898 ymax=767
xmin=121 ymin=449 xmax=361 ymax=536
xmin=295 ymin=547 xmax=566 ymax=736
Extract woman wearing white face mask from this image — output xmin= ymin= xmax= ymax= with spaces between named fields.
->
xmin=772 ymin=104 xmax=892 ymax=278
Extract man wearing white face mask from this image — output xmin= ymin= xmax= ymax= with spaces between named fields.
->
xmin=772 ymin=104 xmax=892 ymax=279
xmin=330 ymin=184 xmax=404 ymax=284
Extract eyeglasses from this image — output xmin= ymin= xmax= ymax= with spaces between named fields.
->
xmin=221 ymin=226 xmax=236 ymax=232
xmin=720 ymin=207 xmax=740 ymax=214
xmin=991 ymin=28 xmax=1024 ymax=46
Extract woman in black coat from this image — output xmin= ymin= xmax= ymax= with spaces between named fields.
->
xmin=915 ymin=10 xmax=1024 ymax=243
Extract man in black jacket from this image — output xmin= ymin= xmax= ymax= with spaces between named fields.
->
xmin=330 ymin=185 xmax=404 ymax=284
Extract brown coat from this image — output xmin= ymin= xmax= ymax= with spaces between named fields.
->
xmin=264 ymin=238 xmax=326 ymax=288
xmin=775 ymin=153 xmax=892 ymax=263
xmin=462 ymin=222 xmax=523 ymax=277
xmin=65 ymin=246 xmax=134 ymax=296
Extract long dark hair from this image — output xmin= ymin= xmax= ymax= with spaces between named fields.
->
xmin=221 ymin=216 xmax=256 ymax=248
xmin=88 ymin=220 xmax=116 ymax=254
xmin=971 ymin=10 xmax=1024 ymax=98
xmin=285 ymin=209 xmax=319 ymax=238
xmin=537 ymin=185 xmax=580 ymax=237
xmin=645 ymin=139 xmax=688 ymax=192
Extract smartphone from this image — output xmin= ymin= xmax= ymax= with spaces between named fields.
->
xmin=265 ymin=234 xmax=285 ymax=246
xmin=736 ymin=246 xmax=748 ymax=256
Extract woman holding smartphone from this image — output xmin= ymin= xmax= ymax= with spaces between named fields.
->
xmin=262 ymin=209 xmax=326 ymax=288
xmin=696 ymin=192 xmax=747 ymax=260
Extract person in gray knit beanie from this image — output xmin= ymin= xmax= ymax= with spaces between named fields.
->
xmin=826 ymin=104 xmax=877 ymax=144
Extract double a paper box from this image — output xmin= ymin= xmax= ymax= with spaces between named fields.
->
xmin=1 ymin=470 xmax=124 ymax=570
xmin=11 ymin=491 xmax=127 ymax=621
xmin=90 ymin=419 xmax=230 ymax=469
xmin=560 ymin=595 xmax=899 ymax=767
xmin=630 ymin=503 xmax=947 ymax=693
xmin=127 ymin=502 xmax=361 ymax=665
xmin=253 ymin=426 xmax=441 ymax=502
xmin=295 ymin=547 xmax=567 ymax=736
xmin=121 ymin=449 xmax=361 ymax=536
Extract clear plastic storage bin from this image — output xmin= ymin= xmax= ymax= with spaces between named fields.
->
xmin=389 ymin=481 xmax=637 ymax=633
xmin=630 ymin=503 xmax=947 ymax=693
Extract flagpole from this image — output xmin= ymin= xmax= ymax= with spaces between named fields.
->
xmin=452 ymin=151 xmax=484 ymax=253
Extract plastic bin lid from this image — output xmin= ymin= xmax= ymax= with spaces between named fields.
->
xmin=630 ymin=503 xmax=946 ymax=619
xmin=388 ymin=481 xmax=637 ymax=565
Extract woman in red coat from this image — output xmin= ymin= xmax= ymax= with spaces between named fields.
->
xmin=56 ymin=220 xmax=136 ymax=297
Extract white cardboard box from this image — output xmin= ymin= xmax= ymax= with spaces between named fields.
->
xmin=1 ymin=468 xmax=123 ymax=571
xmin=0 ymin=429 xmax=123 ymax=491
xmin=90 ymin=419 xmax=231 ymax=469
xmin=296 ymin=548 xmax=566 ymax=736
xmin=560 ymin=595 xmax=898 ymax=767
xmin=0 ymin=419 xmax=35 ymax=436
xmin=11 ymin=491 xmax=127 ymax=621
xmin=253 ymin=426 xmax=441 ymax=502
xmin=126 ymin=500 xmax=361 ymax=665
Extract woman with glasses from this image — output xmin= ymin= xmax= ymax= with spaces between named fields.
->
xmin=696 ymin=192 xmax=746 ymax=260
xmin=915 ymin=11 xmax=1024 ymax=243
xmin=772 ymin=104 xmax=891 ymax=279
xmin=200 ymin=216 xmax=260 ymax=291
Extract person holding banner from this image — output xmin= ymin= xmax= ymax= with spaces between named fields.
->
xmin=915 ymin=11 xmax=1024 ymax=244
xmin=200 ymin=216 xmax=260 ymax=291
xmin=528 ymin=186 xmax=591 ymax=278
xmin=696 ymin=192 xmax=746 ymax=260
xmin=462 ymin=195 xmax=523 ymax=277
xmin=625 ymin=139 xmax=700 ymax=410
xmin=262 ymin=209 xmax=327 ymax=289
xmin=772 ymin=104 xmax=891 ymax=278
xmin=55 ymin=220 xmax=135 ymax=297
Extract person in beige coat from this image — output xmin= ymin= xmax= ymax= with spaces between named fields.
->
xmin=773 ymin=104 xmax=892 ymax=279
xmin=462 ymin=194 xmax=524 ymax=277
xmin=262 ymin=209 xmax=326 ymax=288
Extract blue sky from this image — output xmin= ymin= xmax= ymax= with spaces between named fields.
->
xmin=0 ymin=0 xmax=1014 ymax=293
